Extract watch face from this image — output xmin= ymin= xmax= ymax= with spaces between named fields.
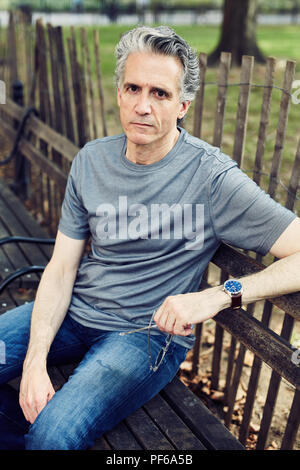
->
xmin=224 ymin=279 xmax=242 ymax=295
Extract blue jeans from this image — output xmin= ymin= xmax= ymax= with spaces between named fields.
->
xmin=0 ymin=302 xmax=188 ymax=450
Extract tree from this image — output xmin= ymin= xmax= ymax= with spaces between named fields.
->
xmin=208 ymin=0 xmax=266 ymax=66
xmin=100 ymin=0 xmax=120 ymax=22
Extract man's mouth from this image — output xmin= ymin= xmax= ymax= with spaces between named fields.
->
xmin=131 ymin=122 xmax=153 ymax=127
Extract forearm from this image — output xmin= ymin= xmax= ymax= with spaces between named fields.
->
xmin=24 ymin=262 xmax=76 ymax=368
xmin=214 ymin=251 xmax=300 ymax=310
xmin=154 ymin=251 xmax=300 ymax=336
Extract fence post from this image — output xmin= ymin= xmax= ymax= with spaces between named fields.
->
xmin=10 ymin=79 xmax=29 ymax=200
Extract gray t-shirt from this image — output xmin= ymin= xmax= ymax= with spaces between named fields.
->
xmin=58 ymin=128 xmax=296 ymax=349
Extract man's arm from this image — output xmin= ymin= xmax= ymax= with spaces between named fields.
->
xmin=19 ymin=230 xmax=87 ymax=424
xmin=154 ymin=218 xmax=300 ymax=336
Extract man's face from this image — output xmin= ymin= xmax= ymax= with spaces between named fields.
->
xmin=117 ymin=51 xmax=190 ymax=151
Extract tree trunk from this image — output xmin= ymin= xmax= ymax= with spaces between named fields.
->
xmin=208 ymin=0 xmax=265 ymax=66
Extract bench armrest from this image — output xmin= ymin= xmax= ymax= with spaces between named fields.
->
xmin=0 ymin=266 xmax=46 ymax=295
xmin=0 ymin=236 xmax=55 ymax=246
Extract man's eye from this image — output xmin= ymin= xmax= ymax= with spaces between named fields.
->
xmin=128 ymin=85 xmax=138 ymax=92
xmin=155 ymin=89 xmax=167 ymax=98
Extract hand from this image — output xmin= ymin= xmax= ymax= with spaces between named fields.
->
xmin=19 ymin=364 xmax=55 ymax=424
xmin=154 ymin=287 xmax=230 ymax=336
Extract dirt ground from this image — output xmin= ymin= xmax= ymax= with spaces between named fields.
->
xmin=0 ymin=132 xmax=299 ymax=451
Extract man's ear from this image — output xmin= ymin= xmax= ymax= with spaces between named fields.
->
xmin=117 ymin=88 xmax=121 ymax=107
xmin=178 ymin=101 xmax=191 ymax=120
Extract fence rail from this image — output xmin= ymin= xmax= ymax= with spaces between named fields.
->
xmin=0 ymin=10 xmax=299 ymax=450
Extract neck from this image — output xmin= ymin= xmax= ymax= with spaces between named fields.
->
xmin=125 ymin=128 xmax=180 ymax=165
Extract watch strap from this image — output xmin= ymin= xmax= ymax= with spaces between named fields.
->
xmin=231 ymin=295 xmax=242 ymax=310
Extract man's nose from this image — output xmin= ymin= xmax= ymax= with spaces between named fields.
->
xmin=135 ymin=92 xmax=151 ymax=115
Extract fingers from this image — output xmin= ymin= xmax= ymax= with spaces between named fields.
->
xmin=20 ymin=393 xmax=46 ymax=424
xmin=154 ymin=297 xmax=192 ymax=336
xmin=155 ymin=307 xmax=175 ymax=332
xmin=19 ymin=396 xmax=36 ymax=424
xmin=19 ymin=382 xmax=56 ymax=424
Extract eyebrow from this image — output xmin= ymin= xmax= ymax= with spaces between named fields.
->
xmin=123 ymin=82 xmax=173 ymax=97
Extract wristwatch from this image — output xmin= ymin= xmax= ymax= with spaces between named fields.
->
xmin=223 ymin=279 xmax=243 ymax=310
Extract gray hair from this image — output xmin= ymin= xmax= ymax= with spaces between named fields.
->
xmin=114 ymin=25 xmax=200 ymax=102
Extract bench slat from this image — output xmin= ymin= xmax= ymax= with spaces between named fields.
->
xmin=0 ymin=243 xmax=15 ymax=280
xmin=144 ymin=392 xmax=206 ymax=450
xmin=125 ymin=407 xmax=175 ymax=450
xmin=0 ymin=204 xmax=45 ymax=266
xmin=0 ymin=180 xmax=53 ymax=260
xmin=0 ymin=214 xmax=41 ymax=284
xmin=104 ymin=421 xmax=143 ymax=450
xmin=0 ymin=289 xmax=16 ymax=314
xmin=91 ymin=436 xmax=112 ymax=450
xmin=162 ymin=377 xmax=245 ymax=450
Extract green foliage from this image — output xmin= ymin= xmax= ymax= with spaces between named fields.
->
xmin=259 ymin=0 xmax=300 ymax=13
xmin=1 ymin=0 xmax=299 ymax=13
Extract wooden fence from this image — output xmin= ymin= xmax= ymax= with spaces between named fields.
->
xmin=0 ymin=10 xmax=299 ymax=450
xmin=0 ymin=10 xmax=107 ymax=143
xmin=0 ymin=10 xmax=108 ymax=234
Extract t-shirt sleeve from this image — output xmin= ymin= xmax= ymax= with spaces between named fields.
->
xmin=58 ymin=150 xmax=90 ymax=240
xmin=209 ymin=164 xmax=297 ymax=255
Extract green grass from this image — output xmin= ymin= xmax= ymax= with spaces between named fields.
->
xmin=72 ymin=24 xmax=300 ymax=75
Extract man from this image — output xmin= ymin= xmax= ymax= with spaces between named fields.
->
xmin=0 ymin=25 xmax=300 ymax=450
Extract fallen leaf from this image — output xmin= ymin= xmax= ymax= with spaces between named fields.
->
xmin=210 ymin=390 xmax=225 ymax=401
xmin=243 ymin=350 xmax=253 ymax=367
xmin=236 ymin=386 xmax=246 ymax=401
xmin=204 ymin=333 xmax=215 ymax=345
xmin=180 ymin=360 xmax=193 ymax=372
xmin=202 ymin=385 xmax=210 ymax=395
xmin=186 ymin=350 xmax=194 ymax=360
xmin=219 ymin=379 xmax=226 ymax=390
xmin=179 ymin=376 xmax=190 ymax=386
xmin=267 ymin=440 xmax=279 ymax=450
xmin=249 ymin=423 xmax=260 ymax=433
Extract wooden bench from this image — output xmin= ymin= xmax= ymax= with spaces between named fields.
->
xmin=0 ymin=179 xmax=244 ymax=450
